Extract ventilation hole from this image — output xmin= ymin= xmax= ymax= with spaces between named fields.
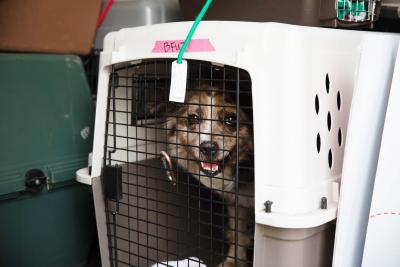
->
xmin=338 ymin=128 xmax=342 ymax=147
xmin=327 ymin=112 xmax=332 ymax=131
xmin=316 ymin=133 xmax=321 ymax=153
xmin=328 ymin=149 xmax=333 ymax=169
xmin=337 ymin=91 xmax=341 ymax=110
xmin=326 ymin=73 xmax=330 ymax=94
xmin=315 ymin=94 xmax=320 ymax=114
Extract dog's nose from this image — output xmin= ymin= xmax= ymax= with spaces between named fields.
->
xmin=200 ymin=141 xmax=218 ymax=158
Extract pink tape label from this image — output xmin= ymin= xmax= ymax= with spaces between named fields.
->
xmin=152 ymin=39 xmax=215 ymax=53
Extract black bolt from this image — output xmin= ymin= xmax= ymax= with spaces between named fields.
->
xmin=321 ymin=197 xmax=327 ymax=209
xmin=264 ymin=200 xmax=273 ymax=213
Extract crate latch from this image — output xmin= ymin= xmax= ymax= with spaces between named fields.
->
xmin=25 ymin=169 xmax=47 ymax=194
xmin=102 ymin=165 xmax=123 ymax=201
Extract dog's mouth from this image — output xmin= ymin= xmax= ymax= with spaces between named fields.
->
xmin=199 ymin=153 xmax=231 ymax=177
xmin=200 ymin=161 xmax=221 ymax=176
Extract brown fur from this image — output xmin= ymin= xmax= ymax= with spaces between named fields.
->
xmin=165 ymin=87 xmax=254 ymax=267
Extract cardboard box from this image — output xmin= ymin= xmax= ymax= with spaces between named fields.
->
xmin=0 ymin=0 xmax=101 ymax=55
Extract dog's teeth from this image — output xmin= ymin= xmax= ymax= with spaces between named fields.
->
xmin=201 ymin=162 xmax=219 ymax=172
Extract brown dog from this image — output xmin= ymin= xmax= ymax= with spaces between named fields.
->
xmin=165 ymin=86 xmax=254 ymax=267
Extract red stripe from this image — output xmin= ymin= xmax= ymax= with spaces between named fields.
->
xmin=97 ymin=0 xmax=114 ymax=28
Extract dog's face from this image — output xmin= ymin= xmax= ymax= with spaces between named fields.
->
xmin=166 ymin=88 xmax=253 ymax=191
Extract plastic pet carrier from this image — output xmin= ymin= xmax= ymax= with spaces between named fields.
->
xmin=76 ymin=22 xmax=399 ymax=266
xmin=0 ymin=54 xmax=96 ymax=267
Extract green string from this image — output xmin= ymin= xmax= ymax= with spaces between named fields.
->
xmin=177 ymin=0 xmax=213 ymax=64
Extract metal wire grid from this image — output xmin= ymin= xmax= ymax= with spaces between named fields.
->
xmin=102 ymin=59 xmax=254 ymax=267
xmin=336 ymin=0 xmax=377 ymax=22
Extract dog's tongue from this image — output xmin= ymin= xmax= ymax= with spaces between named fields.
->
xmin=201 ymin=162 xmax=219 ymax=172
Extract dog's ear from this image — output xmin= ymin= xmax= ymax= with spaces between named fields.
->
xmin=140 ymin=88 xmax=184 ymax=119
xmin=150 ymin=101 xmax=186 ymax=135
xmin=163 ymin=101 xmax=186 ymax=137
xmin=186 ymin=83 xmax=218 ymax=95
xmin=155 ymin=102 xmax=184 ymax=117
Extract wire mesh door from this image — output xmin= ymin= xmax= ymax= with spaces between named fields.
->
xmin=102 ymin=59 xmax=254 ymax=267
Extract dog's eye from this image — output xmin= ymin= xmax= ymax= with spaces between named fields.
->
xmin=187 ymin=114 xmax=200 ymax=125
xmin=224 ymin=114 xmax=237 ymax=127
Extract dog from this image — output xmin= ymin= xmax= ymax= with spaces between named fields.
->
xmin=165 ymin=86 xmax=254 ymax=267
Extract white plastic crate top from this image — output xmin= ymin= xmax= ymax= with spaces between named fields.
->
xmin=77 ymin=21 xmax=398 ymax=229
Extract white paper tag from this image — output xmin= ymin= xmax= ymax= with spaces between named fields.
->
xmin=169 ymin=60 xmax=187 ymax=103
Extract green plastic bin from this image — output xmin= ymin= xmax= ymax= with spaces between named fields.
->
xmin=0 ymin=54 xmax=96 ymax=267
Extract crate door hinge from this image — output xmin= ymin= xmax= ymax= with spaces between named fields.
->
xmin=103 ymin=165 xmax=123 ymax=201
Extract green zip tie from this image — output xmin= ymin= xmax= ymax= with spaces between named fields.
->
xmin=177 ymin=0 xmax=213 ymax=64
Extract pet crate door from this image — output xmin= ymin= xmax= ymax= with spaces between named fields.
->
xmin=101 ymin=59 xmax=255 ymax=267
